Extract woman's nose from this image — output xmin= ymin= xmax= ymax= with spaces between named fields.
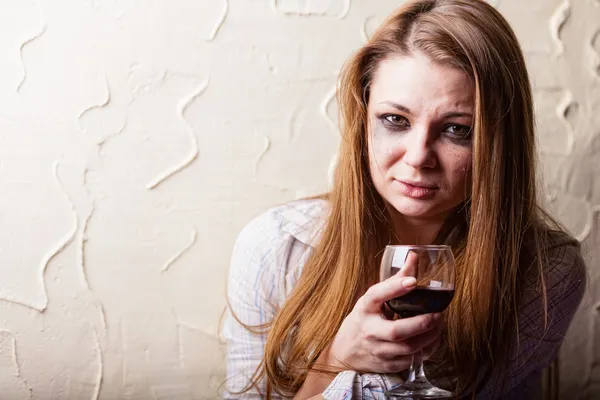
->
xmin=402 ymin=127 xmax=437 ymax=169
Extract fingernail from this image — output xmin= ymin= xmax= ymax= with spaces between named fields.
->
xmin=432 ymin=313 xmax=443 ymax=322
xmin=401 ymin=277 xmax=416 ymax=287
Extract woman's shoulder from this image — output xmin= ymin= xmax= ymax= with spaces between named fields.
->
xmin=228 ymin=198 xmax=330 ymax=302
xmin=544 ymin=229 xmax=585 ymax=275
xmin=234 ymin=197 xmax=330 ymax=253
xmin=535 ymin=228 xmax=587 ymax=299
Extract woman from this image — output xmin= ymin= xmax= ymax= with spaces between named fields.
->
xmin=223 ymin=0 xmax=587 ymax=398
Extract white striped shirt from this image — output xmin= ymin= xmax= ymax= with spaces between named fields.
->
xmin=223 ymin=198 xmax=586 ymax=399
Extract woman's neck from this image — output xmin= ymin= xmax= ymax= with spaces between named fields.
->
xmin=387 ymin=207 xmax=447 ymax=245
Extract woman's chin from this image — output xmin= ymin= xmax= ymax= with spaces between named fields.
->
xmin=387 ymin=198 xmax=442 ymax=219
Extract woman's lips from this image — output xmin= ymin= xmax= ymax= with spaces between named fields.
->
xmin=393 ymin=179 xmax=439 ymax=199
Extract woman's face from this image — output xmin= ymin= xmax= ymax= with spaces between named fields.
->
xmin=367 ymin=52 xmax=474 ymax=221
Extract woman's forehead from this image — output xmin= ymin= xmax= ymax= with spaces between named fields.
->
xmin=368 ymin=54 xmax=475 ymax=115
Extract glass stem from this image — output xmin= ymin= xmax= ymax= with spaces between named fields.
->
xmin=406 ymin=349 xmax=428 ymax=383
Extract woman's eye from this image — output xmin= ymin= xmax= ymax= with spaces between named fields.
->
xmin=445 ymin=124 xmax=472 ymax=141
xmin=381 ymin=114 xmax=409 ymax=129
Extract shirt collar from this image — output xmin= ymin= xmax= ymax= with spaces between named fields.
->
xmin=279 ymin=198 xmax=328 ymax=248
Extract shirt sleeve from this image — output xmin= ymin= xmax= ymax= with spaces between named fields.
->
xmin=478 ymin=239 xmax=587 ymax=399
xmin=322 ymin=371 xmax=402 ymax=400
xmin=222 ymin=211 xmax=293 ymax=399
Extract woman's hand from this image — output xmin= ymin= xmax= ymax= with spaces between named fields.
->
xmin=327 ymin=253 xmax=443 ymax=374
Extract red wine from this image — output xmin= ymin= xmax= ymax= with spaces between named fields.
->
xmin=386 ymin=287 xmax=454 ymax=318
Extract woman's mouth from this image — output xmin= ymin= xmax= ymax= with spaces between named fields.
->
xmin=393 ymin=179 xmax=439 ymax=199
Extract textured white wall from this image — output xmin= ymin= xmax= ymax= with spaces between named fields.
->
xmin=0 ymin=0 xmax=597 ymax=399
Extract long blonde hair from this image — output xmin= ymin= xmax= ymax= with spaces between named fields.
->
xmin=239 ymin=0 xmax=566 ymax=397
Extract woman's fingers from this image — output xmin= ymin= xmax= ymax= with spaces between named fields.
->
xmin=375 ymin=313 xmax=443 ymax=342
xmin=335 ymin=249 xmax=448 ymax=375
xmin=372 ymin=325 xmax=441 ymax=360
xmin=377 ymin=357 xmax=412 ymax=374
xmin=359 ymin=275 xmax=417 ymax=314
xmin=403 ymin=324 xmax=442 ymax=354
xmin=371 ymin=329 xmax=442 ymax=373
xmin=363 ymin=251 xmax=422 ymax=315
xmin=396 ymin=251 xmax=419 ymax=278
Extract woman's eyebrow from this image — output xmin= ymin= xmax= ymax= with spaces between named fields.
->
xmin=378 ymin=101 xmax=472 ymax=120
xmin=378 ymin=101 xmax=412 ymax=115
xmin=442 ymin=111 xmax=473 ymax=119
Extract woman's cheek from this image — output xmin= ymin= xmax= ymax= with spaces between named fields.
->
xmin=447 ymin=150 xmax=472 ymax=190
xmin=370 ymin=123 xmax=402 ymax=166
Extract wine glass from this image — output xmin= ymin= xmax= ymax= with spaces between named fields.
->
xmin=379 ymin=245 xmax=456 ymax=399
